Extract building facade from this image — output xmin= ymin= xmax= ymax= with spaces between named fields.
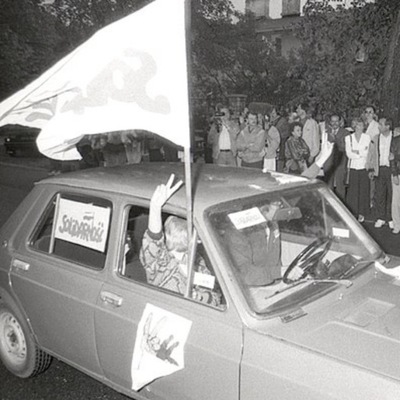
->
xmin=247 ymin=0 xmax=374 ymax=57
xmin=246 ymin=0 xmax=374 ymax=19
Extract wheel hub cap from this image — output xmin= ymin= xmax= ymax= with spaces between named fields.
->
xmin=0 ymin=313 xmax=27 ymax=364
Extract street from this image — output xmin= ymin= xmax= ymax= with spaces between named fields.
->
xmin=0 ymin=151 xmax=399 ymax=399
xmin=0 ymin=358 xmax=129 ymax=400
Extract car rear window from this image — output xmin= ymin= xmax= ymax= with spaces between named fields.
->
xmin=30 ymin=193 xmax=112 ymax=270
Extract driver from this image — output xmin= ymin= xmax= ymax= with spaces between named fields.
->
xmin=226 ymin=201 xmax=304 ymax=287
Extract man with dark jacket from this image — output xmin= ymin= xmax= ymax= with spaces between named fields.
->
xmin=322 ymin=113 xmax=350 ymax=202
xmin=366 ymin=117 xmax=393 ymax=229
xmin=270 ymin=107 xmax=290 ymax=172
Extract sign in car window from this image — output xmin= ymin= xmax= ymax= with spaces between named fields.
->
xmin=55 ymin=198 xmax=111 ymax=252
xmin=228 ymin=207 xmax=266 ymax=230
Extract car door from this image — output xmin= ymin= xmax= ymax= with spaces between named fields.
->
xmin=8 ymin=190 xmax=112 ymax=375
xmin=94 ymin=203 xmax=243 ymax=400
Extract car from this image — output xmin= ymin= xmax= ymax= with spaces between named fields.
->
xmin=0 ymin=163 xmax=399 ymax=400
xmin=1 ymin=125 xmax=40 ymax=156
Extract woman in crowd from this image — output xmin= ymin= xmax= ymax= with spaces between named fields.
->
xmin=284 ymin=122 xmax=310 ymax=174
xmin=345 ymin=118 xmax=371 ymax=222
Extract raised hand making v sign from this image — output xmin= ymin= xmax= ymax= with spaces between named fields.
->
xmin=148 ymin=174 xmax=184 ymax=235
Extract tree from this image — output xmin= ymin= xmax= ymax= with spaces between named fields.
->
xmin=42 ymin=0 xmax=151 ymax=45
xmin=291 ymin=0 xmax=399 ymax=121
xmin=0 ymin=0 xmax=64 ymax=100
xmin=191 ymin=1 xmax=299 ymax=117
xmin=381 ymin=6 xmax=400 ymax=125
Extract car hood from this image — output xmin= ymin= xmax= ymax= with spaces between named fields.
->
xmin=256 ymin=267 xmax=400 ymax=381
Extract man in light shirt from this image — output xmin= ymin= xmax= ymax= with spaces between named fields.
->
xmin=207 ymin=107 xmax=240 ymax=166
xmin=296 ymin=103 xmax=320 ymax=164
xmin=367 ymin=117 xmax=393 ymax=228
xmin=345 ymin=118 xmax=371 ymax=222
xmin=364 ymin=105 xmax=380 ymax=207
xmin=364 ymin=106 xmax=380 ymax=139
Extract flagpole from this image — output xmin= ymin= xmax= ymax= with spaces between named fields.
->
xmin=184 ymin=0 xmax=193 ymax=237
xmin=184 ymin=146 xmax=193 ymax=240
xmin=184 ymin=0 xmax=195 ymax=298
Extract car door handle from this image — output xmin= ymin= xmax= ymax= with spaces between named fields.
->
xmin=12 ymin=259 xmax=30 ymax=271
xmin=100 ymin=291 xmax=123 ymax=307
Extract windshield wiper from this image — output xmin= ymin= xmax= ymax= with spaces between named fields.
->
xmin=339 ymin=255 xmax=385 ymax=278
xmin=293 ymin=277 xmax=353 ymax=288
xmin=311 ymin=278 xmax=353 ymax=287
xmin=274 ymin=277 xmax=353 ymax=295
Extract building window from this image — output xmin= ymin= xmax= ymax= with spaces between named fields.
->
xmin=282 ymin=0 xmax=301 ymax=16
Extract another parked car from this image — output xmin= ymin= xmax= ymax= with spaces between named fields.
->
xmin=0 ymin=163 xmax=399 ymax=400
xmin=1 ymin=125 xmax=40 ymax=156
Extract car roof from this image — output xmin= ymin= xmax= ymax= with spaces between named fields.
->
xmin=36 ymin=163 xmax=312 ymax=211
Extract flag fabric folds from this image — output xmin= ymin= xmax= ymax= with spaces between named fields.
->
xmin=0 ymin=0 xmax=190 ymax=160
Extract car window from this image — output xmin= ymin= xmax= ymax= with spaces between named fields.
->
xmin=120 ymin=205 xmax=225 ymax=309
xmin=30 ymin=193 xmax=112 ymax=270
xmin=207 ymin=184 xmax=380 ymax=315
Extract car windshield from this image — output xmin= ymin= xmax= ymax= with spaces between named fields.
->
xmin=206 ymin=183 xmax=382 ymax=315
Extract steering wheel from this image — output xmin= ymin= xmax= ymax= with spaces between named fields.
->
xmin=283 ymin=236 xmax=332 ymax=284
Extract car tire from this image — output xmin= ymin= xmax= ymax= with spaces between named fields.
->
xmin=0 ymin=302 xmax=52 ymax=378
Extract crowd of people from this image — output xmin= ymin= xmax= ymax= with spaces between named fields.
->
xmin=54 ymin=102 xmax=400 ymax=236
xmin=206 ymin=103 xmax=400 ymax=234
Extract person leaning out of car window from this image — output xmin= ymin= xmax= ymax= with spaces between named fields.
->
xmin=139 ymin=175 xmax=221 ymax=306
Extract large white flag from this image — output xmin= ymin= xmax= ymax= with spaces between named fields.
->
xmin=0 ymin=0 xmax=190 ymax=160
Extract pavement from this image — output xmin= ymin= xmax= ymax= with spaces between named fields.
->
xmin=0 ymin=152 xmax=51 ymax=171
xmin=0 ymin=142 xmax=80 ymax=172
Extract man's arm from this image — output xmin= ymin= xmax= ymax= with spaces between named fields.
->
xmin=345 ymin=136 xmax=361 ymax=159
xmin=207 ymin=123 xmax=218 ymax=146
xmin=301 ymin=141 xmax=334 ymax=179
xmin=310 ymin=119 xmax=321 ymax=158
xmin=266 ymin=126 xmax=280 ymax=156
xmin=236 ymin=131 xmax=246 ymax=151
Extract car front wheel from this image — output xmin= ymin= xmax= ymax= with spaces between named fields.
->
xmin=0 ymin=302 xmax=52 ymax=378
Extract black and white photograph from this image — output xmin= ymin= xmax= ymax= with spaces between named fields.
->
xmin=1 ymin=0 xmax=400 ymax=399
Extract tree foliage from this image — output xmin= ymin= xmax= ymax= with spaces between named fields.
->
xmin=0 ymin=0 xmax=64 ymax=99
xmin=191 ymin=6 xmax=303 ymax=128
xmin=291 ymin=0 xmax=400 ymax=119
xmin=42 ymin=0 xmax=151 ymax=45
xmin=191 ymin=1 xmax=299 ymax=112
xmin=0 ymin=0 xmax=152 ymax=101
